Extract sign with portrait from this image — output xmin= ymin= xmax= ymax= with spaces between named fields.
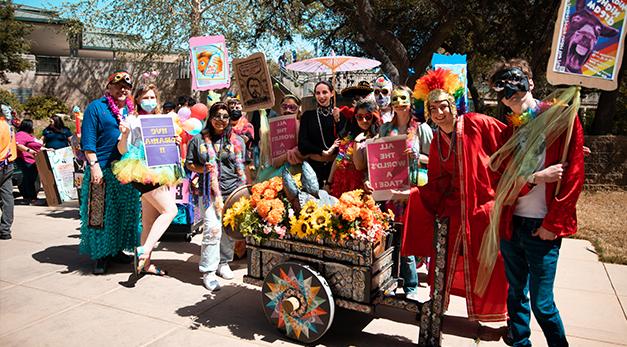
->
xmin=365 ymin=135 xmax=410 ymax=201
xmin=431 ymin=53 xmax=468 ymax=110
xmin=189 ymin=35 xmax=231 ymax=91
xmin=139 ymin=115 xmax=180 ymax=167
xmin=232 ymin=52 xmax=275 ymax=112
xmin=269 ymin=115 xmax=298 ymax=159
xmin=547 ymin=0 xmax=627 ymax=90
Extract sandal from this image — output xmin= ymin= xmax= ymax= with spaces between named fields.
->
xmin=133 ymin=246 xmax=147 ymax=276
xmin=140 ymin=263 xmax=167 ymax=276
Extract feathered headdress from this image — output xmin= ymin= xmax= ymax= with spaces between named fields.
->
xmin=413 ymin=68 xmax=465 ymax=119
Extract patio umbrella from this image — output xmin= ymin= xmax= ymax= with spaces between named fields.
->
xmin=286 ymin=52 xmax=381 ymax=106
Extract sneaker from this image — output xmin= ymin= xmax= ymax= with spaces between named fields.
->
xmin=216 ymin=263 xmax=234 ymax=280
xmin=0 ymin=233 xmax=12 ymax=240
xmin=202 ymin=273 xmax=221 ymax=292
xmin=405 ymin=292 xmax=420 ymax=302
xmin=93 ymin=258 xmax=108 ymax=275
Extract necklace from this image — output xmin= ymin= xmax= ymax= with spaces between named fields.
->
xmin=104 ymin=93 xmax=133 ymax=123
xmin=316 ymin=106 xmax=332 ymax=118
xmin=316 ymin=108 xmax=331 ymax=149
xmin=437 ymin=129 xmax=455 ymax=162
xmin=506 ymin=101 xmax=550 ymax=128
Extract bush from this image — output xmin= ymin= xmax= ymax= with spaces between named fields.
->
xmin=0 ymin=88 xmax=24 ymax=114
xmin=23 ymin=95 xmax=67 ymax=120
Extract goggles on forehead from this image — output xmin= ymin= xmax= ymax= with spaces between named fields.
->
xmin=107 ymin=71 xmax=132 ymax=87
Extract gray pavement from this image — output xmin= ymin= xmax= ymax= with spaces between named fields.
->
xmin=1 ymin=200 xmax=626 ymax=346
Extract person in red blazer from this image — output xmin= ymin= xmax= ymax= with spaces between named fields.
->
xmin=489 ymin=59 xmax=585 ymax=347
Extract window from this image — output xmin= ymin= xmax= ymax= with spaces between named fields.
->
xmin=35 ymin=56 xmax=61 ymax=75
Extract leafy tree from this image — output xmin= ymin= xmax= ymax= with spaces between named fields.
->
xmin=0 ymin=0 xmax=32 ymax=83
xmin=23 ymin=95 xmax=67 ymax=120
xmin=0 ymin=88 xmax=24 ymax=114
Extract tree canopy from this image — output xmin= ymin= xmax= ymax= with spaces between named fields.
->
xmin=0 ymin=0 xmax=32 ymax=84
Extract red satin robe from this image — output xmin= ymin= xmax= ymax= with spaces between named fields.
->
xmin=401 ymin=113 xmax=509 ymax=322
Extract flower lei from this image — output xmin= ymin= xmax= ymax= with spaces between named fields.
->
xmin=388 ymin=118 xmax=419 ymax=152
xmin=506 ymin=101 xmax=551 ymax=128
xmin=335 ymin=135 xmax=355 ymax=169
xmin=104 ymin=92 xmax=134 ymax=123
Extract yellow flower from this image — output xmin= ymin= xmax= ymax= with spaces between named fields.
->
xmin=301 ymin=200 xmax=318 ymax=217
xmin=310 ymin=207 xmax=332 ymax=231
xmin=290 ymin=218 xmax=311 ymax=238
xmin=222 ymin=197 xmax=250 ymax=229
xmin=293 ymin=173 xmax=302 ymax=188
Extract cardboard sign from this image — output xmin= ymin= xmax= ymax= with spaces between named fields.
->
xmin=189 ymin=35 xmax=231 ymax=91
xmin=431 ymin=53 xmax=468 ymax=110
xmin=232 ymin=52 xmax=275 ymax=112
xmin=366 ymin=135 xmax=409 ymax=201
xmin=269 ymin=115 xmax=298 ymax=159
xmin=547 ymin=0 xmax=627 ymax=90
xmin=139 ymin=115 xmax=180 ymax=167
xmin=35 ymin=148 xmax=77 ymax=206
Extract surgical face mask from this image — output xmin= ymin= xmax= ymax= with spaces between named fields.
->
xmin=140 ymin=99 xmax=158 ymax=113
xmin=491 ymin=67 xmax=530 ymax=100
xmin=230 ymin=109 xmax=243 ymax=121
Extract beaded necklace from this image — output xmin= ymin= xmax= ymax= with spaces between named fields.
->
xmin=437 ymin=128 xmax=456 ymax=162
xmin=335 ymin=134 xmax=355 ymax=169
xmin=316 ymin=106 xmax=333 ymax=149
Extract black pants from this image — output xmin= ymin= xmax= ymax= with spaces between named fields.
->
xmin=16 ymin=159 xmax=38 ymax=200
xmin=0 ymin=163 xmax=14 ymax=236
xmin=308 ymin=159 xmax=333 ymax=188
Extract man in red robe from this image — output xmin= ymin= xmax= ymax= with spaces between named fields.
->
xmin=399 ymin=69 xmax=509 ymax=322
xmin=488 ymin=59 xmax=584 ymax=347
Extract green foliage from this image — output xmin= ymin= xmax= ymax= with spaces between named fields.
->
xmin=0 ymin=88 xmax=24 ymax=114
xmin=0 ymin=0 xmax=33 ymax=83
xmin=23 ymin=95 xmax=68 ymax=120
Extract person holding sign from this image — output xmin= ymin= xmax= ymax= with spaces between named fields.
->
xmin=113 ymin=84 xmax=184 ymax=276
xmin=327 ymin=99 xmax=379 ymax=197
xmin=401 ymin=68 xmax=509 ymax=322
xmin=186 ymin=102 xmax=247 ymax=291
xmin=298 ymin=81 xmax=347 ymax=187
xmin=487 ymin=59 xmax=584 ymax=347
xmin=79 ymin=70 xmax=141 ymax=275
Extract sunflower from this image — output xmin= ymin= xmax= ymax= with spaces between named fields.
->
xmin=222 ymin=197 xmax=250 ymax=229
xmin=310 ymin=207 xmax=332 ymax=231
xmin=290 ymin=218 xmax=311 ymax=238
xmin=301 ymin=200 xmax=318 ymax=217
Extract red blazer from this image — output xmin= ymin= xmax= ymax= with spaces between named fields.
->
xmin=500 ymin=116 xmax=585 ymax=240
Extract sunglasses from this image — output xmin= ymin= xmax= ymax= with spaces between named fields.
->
xmin=374 ymin=89 xmax=389 ymax=96
xmin=392 ymin=95 xmax=408 ymax=102
xmin=211 ymin=114 xmax=230 ymax=121
xmin=108 ymin=72 xmax=132 ymax=86
xmin=355 ymin=113 xmax=374 ymax=121
xmin=281 ymin=103 xmax=299 ymax=112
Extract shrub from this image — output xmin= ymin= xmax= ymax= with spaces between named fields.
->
xmin=0 ymin=88 xmax=24 ymax=114
xmin=23 ymin=95 xmax=67 ymax=120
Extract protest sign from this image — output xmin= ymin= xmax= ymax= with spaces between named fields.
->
xmin=189 ymin=35 xmax=230 ymax=91
xmin=431 ymin=53 xmax=468 ymax=110
xmin=366 ymin=135 xmax=410 ymax=201
xmin=139 ymin=115 xmax=179 ymax=167
xmin=232 ymin=52 xmax=275 ymax=112
xmin=35 ymin=147 xmax=77 ymax=206
xmin=269 ymin=115 xmax=298 ymax=159
xmin=547 ymin=0 xmax=627 ymax=90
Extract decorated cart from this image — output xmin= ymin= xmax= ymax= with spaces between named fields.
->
xmin=223 ymin=164 xmax=450 ymax=346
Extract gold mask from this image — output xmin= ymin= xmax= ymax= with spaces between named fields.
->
xmin=425 ymin=89 xmax=457 ymax=121
xmin=391 ymin=89 xmax=411 ymax=107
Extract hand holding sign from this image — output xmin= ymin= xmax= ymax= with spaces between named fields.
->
xmin=366 ymin=135 xmax=410 ymax=201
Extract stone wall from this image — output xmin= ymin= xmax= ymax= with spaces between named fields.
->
xmin=3 ymin=55 xmax=189 ymax=110
xmin=584 ymin=135 xmax=627 ymax=189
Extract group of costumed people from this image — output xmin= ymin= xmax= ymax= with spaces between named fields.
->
xmin=79 ymin=55 xmax=584 ymax=347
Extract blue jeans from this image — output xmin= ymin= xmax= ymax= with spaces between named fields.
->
xmin=500 ymin=216 xmax=568 ymax=347
xmin=400 ymin=255 xmax=418 ymax=294
xmin=198 ymin=202 xmax=235 ymax=274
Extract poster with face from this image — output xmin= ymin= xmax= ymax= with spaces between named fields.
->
xmin=189 ymin=35 xmax=230 ymax=91
xmin=547 ymin=0 xmax=627 ymax=90
xmin=232 ymin=52 xmax=275 ymax=112
xmin=431 ymin=53 xmax=468 ymax=112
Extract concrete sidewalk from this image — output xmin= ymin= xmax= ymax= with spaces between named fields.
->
xmin=1 ymin=201 xmax=626 ymax=346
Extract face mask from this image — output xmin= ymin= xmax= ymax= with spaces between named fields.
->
xmin=230 ymin=109 xmax=243 ymax=121
xmin=140 ymin=99 xmax=158 ymax=113
xmin=376 ymin=94 xmax=391 ymax=107
xmin=491 ymin=67 xmax=530 ymax=100
xmin=391 ymin=90 xmax=411 ymax=107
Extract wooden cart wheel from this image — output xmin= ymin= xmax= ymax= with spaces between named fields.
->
xmin=262 ymin=262 xmax=335 ymax=344
xmin=223 ymin=185 xmax=251 ymax=240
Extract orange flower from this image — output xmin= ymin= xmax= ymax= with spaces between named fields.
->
xmin=270 ymin=198 xmax=284 ymax=210
xmin=267 ymin=208 xmax=284 ymax=225
xmin=251 ymin=181 xmax=268 ymax=195
xmin=250 ymin=193 xmax=262 ymax=207
xmin=257 ymin=199 xmax=272 ymax=218
xmin=263 ymin=188 xmax=277 ymax=199
xmin=268 ymin=177 xmax=283 ymax=192
xmin=342 ymin=206 xmax=360 ymax=222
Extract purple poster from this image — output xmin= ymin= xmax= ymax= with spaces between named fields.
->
xmin=139 ymin=115 xmax=180 ymax=167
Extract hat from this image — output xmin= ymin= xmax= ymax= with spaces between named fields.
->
xmin=340 ymin=81 xmax=373 ymax=98
xmin=107 ymin=70 xmax=132 ymax=87
xmin=413 ymin=68 xmax=465 ymax=120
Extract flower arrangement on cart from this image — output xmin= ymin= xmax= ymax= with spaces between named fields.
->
xmin=223 ymin=170 xmax=394 ymax=245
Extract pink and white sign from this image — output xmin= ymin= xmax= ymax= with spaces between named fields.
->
xmin=189 ymin=35 xmax=230 ymax=91
xmin=269 ymin=115 xmax=298 ymax=159
xmin=366 ymin=135 xmax=409 ymax=201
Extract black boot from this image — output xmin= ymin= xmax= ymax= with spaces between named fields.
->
xmin=93 ymin=257 xmax=109 ymax=275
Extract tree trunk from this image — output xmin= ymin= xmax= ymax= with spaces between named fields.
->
xmin=467 ymin=68 xmax=484 ymax=113
xmin=590 ymin=53 xmax=626 ymax=134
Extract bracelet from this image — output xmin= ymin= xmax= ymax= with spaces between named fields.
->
xmin=527 ymin=174 xmax=536 ymax=186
